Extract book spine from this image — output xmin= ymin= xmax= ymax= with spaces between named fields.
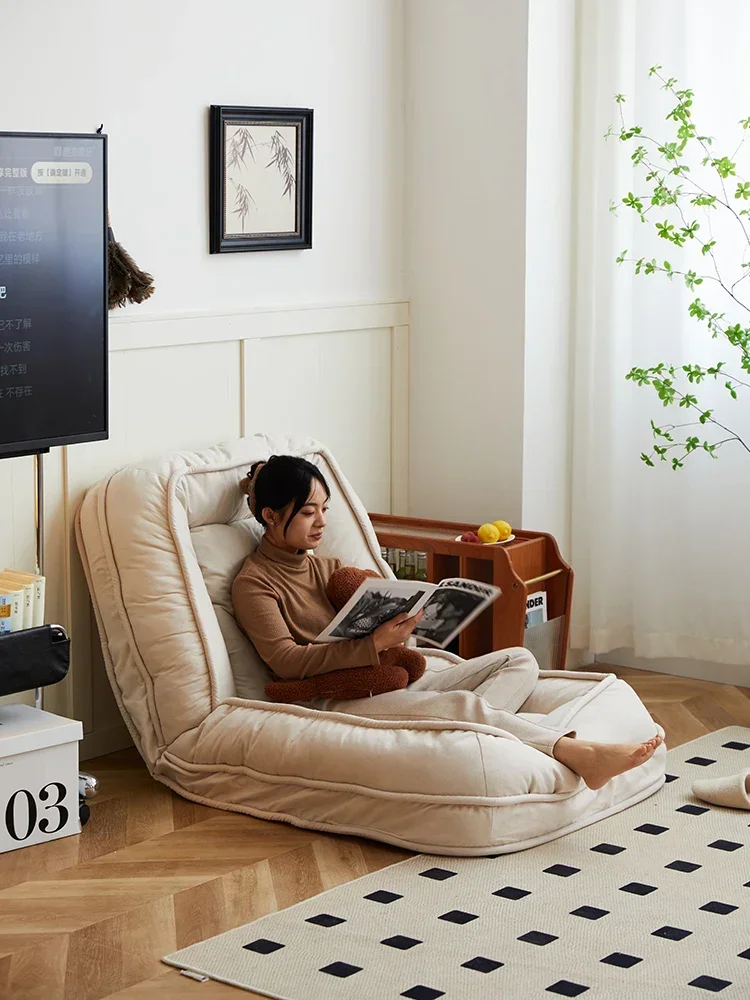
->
xmin=0 ymin=594 xmax=13 ymax=634
xmin=32 ymin=576 xmax=46 ymax=627
xmin=0 ymin=591 xmax=23 ymax=632
xmin=9 ymin=590 xmax=22 ymax=631
xmin=21 ymin=583 xmax=33 ymax=629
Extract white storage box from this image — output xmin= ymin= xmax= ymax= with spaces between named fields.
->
xmin=0 ymin=704 xmax=83 ymax=854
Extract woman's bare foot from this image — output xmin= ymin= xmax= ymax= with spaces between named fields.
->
xmin=553 ymin=733 xmax=663 ymax=790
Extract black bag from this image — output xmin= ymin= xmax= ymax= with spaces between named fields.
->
xmin=0 ymin=625 xmax=70 ymax=697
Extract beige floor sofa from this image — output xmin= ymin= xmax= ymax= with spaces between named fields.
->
xmin=75 ymin=435 xmax=666 ymax=856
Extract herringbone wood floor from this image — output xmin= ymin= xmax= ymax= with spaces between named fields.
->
xmin=2 ymin=665 xmax=749 ymax=1000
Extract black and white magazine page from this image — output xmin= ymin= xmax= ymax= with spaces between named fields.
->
xmin=411 ymin=578 xmax=502 ymax=649
xmin=315 ymin=578 xmax=437 ymax=643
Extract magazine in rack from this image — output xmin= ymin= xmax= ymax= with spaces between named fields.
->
xmin=315 ymin=576 xmax=502 ymax=650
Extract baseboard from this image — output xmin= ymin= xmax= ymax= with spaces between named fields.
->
xmin=566 ymin=648 xmax=596 ymax=670
xmin=595 ymin=648 xmax=750 ymax=688
xmin=80 ymin=721 xmax=134 ymax=762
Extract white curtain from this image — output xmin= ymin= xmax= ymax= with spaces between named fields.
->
xmin=570 ymin=0 xmax=750 ymax=664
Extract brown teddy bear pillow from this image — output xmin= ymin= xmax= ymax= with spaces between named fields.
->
xmin=264 ymin=566 xmax=426 ymax=703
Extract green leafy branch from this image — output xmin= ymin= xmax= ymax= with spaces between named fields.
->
xmin=610 ymin=68 xmax=750 ymax=468
xmin=626 ymin=362 xmax=750 ymax=466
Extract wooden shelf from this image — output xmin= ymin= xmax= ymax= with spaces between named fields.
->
xmin=369 ymin=513 xmax=574 ymax=669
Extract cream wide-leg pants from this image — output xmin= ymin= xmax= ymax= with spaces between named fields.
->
xmin=309 ymin=646 xmax=577 ymax=758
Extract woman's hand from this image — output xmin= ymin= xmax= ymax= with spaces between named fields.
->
xmin=373 ymin=610 xmax=424 ymax=652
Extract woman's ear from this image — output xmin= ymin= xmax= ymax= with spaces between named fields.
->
xmin=261 ymin=506 xmax=276 ymax=526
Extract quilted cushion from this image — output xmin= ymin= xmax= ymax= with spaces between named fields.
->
xmin=190 ymin=520 xmax=269 ymax=701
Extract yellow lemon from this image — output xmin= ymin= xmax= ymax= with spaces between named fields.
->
xmin=492 ymin=520 xmax=512 ymax=541
xmin=477 ymin=522 xmax=500 ymax=544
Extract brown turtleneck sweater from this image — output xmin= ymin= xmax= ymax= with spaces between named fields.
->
xmin=231 ymin=534 xmax=380 ymax=681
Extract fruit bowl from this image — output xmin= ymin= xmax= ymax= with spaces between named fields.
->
xmin=455 ymin=533 xmax=516 ymax=546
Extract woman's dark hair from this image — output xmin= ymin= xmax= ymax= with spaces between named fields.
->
xmin=239 ymin=454 xmax=330 ymax=534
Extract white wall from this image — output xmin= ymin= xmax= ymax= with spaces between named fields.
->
xmin=405 ymin=0 xmax=578 ymax=543
xmin=0 ymin=0 xmax=408 ymax=755
xmin=1 ymin=0 xmax=404 ymax=313
xmin=522 ymin=0 xmax=577 ymax=552
xmin=405 ymin=0 xmax=530 ymax=527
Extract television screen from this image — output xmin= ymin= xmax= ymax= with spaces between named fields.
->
xmin=0 ymin=132 xmax=107 ymax=458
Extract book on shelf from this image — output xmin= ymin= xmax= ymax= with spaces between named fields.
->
xmin=380 ymin=547 xmax=429 ymax=581
xmin=525 ymin=590 xmax=548 ymax=629
xmin=316 ymin=576 xmax=502 ymax=650
xmin=0 ymin=584 xmax=23 ymax=633
xmin=1 ymin=569 xmax=46 ymax=628
xmin=0 ymin=574 xmax=33 ymax=629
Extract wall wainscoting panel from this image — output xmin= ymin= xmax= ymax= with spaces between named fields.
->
xmin=0 ymin=302 xmax=409 ymax=759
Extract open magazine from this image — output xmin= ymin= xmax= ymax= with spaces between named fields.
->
xmin=315 ymin=577 xmax=502 ymax=650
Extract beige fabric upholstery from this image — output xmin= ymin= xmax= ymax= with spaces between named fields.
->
xmin=75 ymin=435 xmax=666 ymax=855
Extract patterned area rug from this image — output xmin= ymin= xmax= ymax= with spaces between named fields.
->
xmin=163 ymin=727 xmax=750 ymax=999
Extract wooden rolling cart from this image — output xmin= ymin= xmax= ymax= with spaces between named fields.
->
xmin=369 ymin=513 xmax=574 ymax=670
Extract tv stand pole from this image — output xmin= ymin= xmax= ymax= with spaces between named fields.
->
xmin=33 ymin=450 xmax=99 ymax=812
xmin=33 ymin=451 xmax=45 ymax=710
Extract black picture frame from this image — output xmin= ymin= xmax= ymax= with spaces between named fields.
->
xmin=209 ymin=105 xmax=313 ymax=253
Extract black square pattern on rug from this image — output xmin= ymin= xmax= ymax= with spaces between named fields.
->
xmin=382 ymin=935 xmax=422 ymax=950
xmin=708 ymin=839 xmax=743 ymax=852
xmin=590 ymin=842 xmax=626 ymax=855
xmin=461 ymin=955 xmax=504 ymax=973
xmin=364 ymin=889 xmax=403 ymax=904
xmin=665 ymin=859 xmax=702 ymax=872
xmin=634 ymin=823 xmax=669 ymax=835
xmin=601 ymin=952 xmax=643 ymax=968
xmin=570 ymin=905 xmax=609 ymax=920
xmin=518 ymin=931 xmax=558 ymax=946
xmin=418 ymin=867 xmax=456 ymax=881
xmin=305 ymin=913 xmax=345 ymax=927
xmin=242 ymin=938 xmax=284 ymax=954
xmin=438 ymin=909 xmax=478 ymax=924
xmin=699 ymin=901 xmax=738 ymax=915
xmin=544 ymin=864 xmax=580 ymax=877
xmin=723 ymin=740 xmax=750 ymax=750
xmin=401 ymin=987 xmax=445 ymax=1000
xmin=685 ymin=756 xmax=717 ymax=766
xmin=687 ymin=975 xmax=732 ymax=992
xmin=546 ymin=981 xmax=590 ymax=997
xmin=652 ymin=925 xmax=693 ymax=940
xmin=677 ymin=803 xmax=710 ymax=815
xmin=493 ymin=885 xmax=531 ymax=900
xmin=320 ymin=961 xmax=361 ymax=978
xmin=665 ymin=773 xmax=679 ymax=782
xmin=619 ymin=881 xmax=658 ymax=895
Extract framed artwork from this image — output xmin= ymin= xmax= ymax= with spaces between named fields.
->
xmin=209 ymin=105 xmax=313 ymax=253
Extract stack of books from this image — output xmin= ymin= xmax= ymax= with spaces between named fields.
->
xmin=0 ymin=570 xmax=46 ymax=634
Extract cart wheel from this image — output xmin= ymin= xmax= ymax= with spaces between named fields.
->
xmin=79 ymin=797 xmax=91 ymax=827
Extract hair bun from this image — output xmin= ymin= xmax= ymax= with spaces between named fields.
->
xmin=241 ymin=460 xmax=267 ymax=516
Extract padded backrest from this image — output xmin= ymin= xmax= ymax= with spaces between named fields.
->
xmin=76 ymin=435 xmax=393 ymax=763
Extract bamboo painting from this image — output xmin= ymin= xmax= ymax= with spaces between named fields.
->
xmin=210 ymin=106 xmax=313 ymax=253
